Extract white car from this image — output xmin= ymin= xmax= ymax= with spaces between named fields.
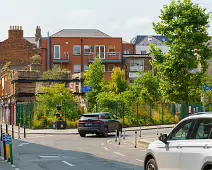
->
xmin=144 ymin=112 xmax=212 ymax=170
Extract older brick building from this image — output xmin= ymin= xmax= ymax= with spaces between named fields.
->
xmin=0 ymin=26 xmax=41 ymax=68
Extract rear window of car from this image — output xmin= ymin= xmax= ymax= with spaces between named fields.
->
xmin=80 ymin=115 xmax=99 ymax=120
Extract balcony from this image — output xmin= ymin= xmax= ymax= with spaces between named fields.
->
xmin=88 ymin=52 xmax=122 ymax=64
xmin=53 ymin=53 xmax=71 ymax=64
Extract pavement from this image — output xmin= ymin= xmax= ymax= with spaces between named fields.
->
xmin=1 ymin=123 xmax=176 ymax=135
xmin=0 ymin=158 xmax=16 ymax=170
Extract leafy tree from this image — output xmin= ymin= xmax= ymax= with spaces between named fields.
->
xmin=134 ymin=71 xmax=161 ymax=103
xmin=110 ymin=67 xmax=128 ymax=94
xmin=84 ymin=59 xmax=104 ymax=110
xmin=150 ymin=0 xmax=212 ymax=108
xmin=36 ymin=83 xmax=78 ymax=120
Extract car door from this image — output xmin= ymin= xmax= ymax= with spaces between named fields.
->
xmin=156 ymin=119 xmax=195 ymax=170
xmin=179 ymin=118 xmax=212 ymax=170
xmin=104 ymin=113 xmax=115 ymax=132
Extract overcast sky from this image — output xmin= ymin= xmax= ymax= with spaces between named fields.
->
xmin=0 ymin=0 xmax=212 ymax=42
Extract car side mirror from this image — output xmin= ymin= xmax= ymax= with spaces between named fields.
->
xmin=159 ymin=134 xmax=168 ymax=144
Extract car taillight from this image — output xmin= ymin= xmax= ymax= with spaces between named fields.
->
xmin=78 ymin=121 xmax=85 ymax=124
xmin=96 ymin=120 xmax=102 ymax=124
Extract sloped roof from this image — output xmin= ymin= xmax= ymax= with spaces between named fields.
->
xmin=131 ymin=35 xmax=169 ymax=45
xmin=51 ymin=29 xmax=111 ymax=38
xmin=24 ymin=37 xmax=36 ymax=44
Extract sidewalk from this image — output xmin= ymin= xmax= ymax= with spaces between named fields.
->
xmin=0 ymin=158 xmax=15 ymax=170
xmin=1 ymin=124 xmax=175 ymax=135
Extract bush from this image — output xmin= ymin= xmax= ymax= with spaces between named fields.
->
xmin=67 ymin=120 xmax=78 ymax=128
xmin=32 ymin=120 xmax=45 ymax=129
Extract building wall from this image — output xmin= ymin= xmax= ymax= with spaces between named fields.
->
xmin=136 ymin=45 xmax=169 ymax=54
xmin=49 ymin=37 xmax=123 ymax=81
xmin=122 ymin=43 xmax=136 ymax=54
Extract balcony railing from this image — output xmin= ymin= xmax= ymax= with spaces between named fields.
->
xmin=53 ymin=53 xmax=71 ymax=64
xmin=88 ymin=52 xmax=122 ymax=63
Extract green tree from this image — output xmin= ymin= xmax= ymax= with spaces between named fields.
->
xmin=134 ymin=71 xmax=161 ymax=103
xmin=150 ymin=0 xmax=212 ymax=107
xmin=36 ymin=83 xmax=78 ymax=120
xmin=110 ymin=67 xmax=128 ymax=94
xmin=84 ymin=59 xmax=104 ymax=110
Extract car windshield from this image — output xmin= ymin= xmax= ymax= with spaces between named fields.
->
xmin=80 ymin=115 xmax=99 ymax=120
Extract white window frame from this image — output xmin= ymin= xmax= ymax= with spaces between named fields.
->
xmin=108 ymin=45 xmax=116 ymax=56
xmin=95 ymin=45 xmax=105 ymax=59
xmin=84 ymin=45 xmax=91 ymax=55
xmin=74 ymin=64 xmax=81 ymax=73
xmin=54 ymin=45 xmax=60 ymax=59
xmin=124 ymin=50 xmax=130 ymax=54
xmin=73 ymin=45 xmax=81 ymax=56
xmin=130 ymin=59 xmax=144 ymax=71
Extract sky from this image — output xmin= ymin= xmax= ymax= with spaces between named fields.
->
xmin=0 ymin=0 xmax=212 ymax=42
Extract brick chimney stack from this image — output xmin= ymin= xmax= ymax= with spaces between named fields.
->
xmin=8 ymin=26 xmax=23 ymax=39
xmin=35 ymin=26 xmax=41 ymax=42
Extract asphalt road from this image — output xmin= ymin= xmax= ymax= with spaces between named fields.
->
xmin=10 ymin=128 xmax=172 ymax=170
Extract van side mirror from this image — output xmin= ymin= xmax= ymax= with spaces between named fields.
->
xmin=159 ymin=134 xmax=168 ymax=144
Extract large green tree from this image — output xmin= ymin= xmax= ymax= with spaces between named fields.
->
xmin=84 ymin=59 xmax=105 ymax=110
xmin=110 ymin=67 xmax=128 ymax=94
xmin=150 ymin=0 xmax=212 ymax=106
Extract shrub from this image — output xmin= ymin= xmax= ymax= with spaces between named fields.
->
xmin=67 ymin=120 xmax=78 ymax=128
xmin=32 ymin=120 xmax=45 ymax=129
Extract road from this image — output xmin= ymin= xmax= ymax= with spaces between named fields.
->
xmin=10 ymin=128 xmax=172 ymax=170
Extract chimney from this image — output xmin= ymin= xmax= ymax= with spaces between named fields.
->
xmin=35 ymin=26 xmax=41 ymax=42
xmin=8 ymin=26 xmax=23 ymax=39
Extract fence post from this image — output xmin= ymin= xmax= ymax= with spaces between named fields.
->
xmin=149 ymin=102 xmax=152 ymax=125
xmin=137 ymin=101 xmax=139 ymax=126
xmin=162 ymin=103 xmax=164 ymax=125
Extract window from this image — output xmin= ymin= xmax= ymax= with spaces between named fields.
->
xmin=84 ymin=45 xmax=91 ymax=55
xmin=95 ymin=46 xmax=105 ymax=59
xmin=168 ymin=120 xmax=194 ymax=140
xmin=54 ymin=45 xmax=60 ymax=59
xmin=130 ymin=59 xmax=144 ymax=71
xmin=141 ymin=51 xmax=147 ymax=54
xmin=108 ymin=64 xmax=115 ymax=72
xmin=105 ymin=113 xmax=112 ymax=120
xmin=73 ymin=46 xmax=81 ymax=55
xmin=53 ymin=64 xmax=61 ymax=70
xmin=190 ymin=119 xmax=212 ymax=139
xmin=108 ymin=45 xmax=116 ymax=55
xmin=74 ymin=65 xmax=81 ymax=73
xmin=84 ymin=65 xmax=89 ymax=71
xmin=124 ymin=50 xmax=130 ymax=54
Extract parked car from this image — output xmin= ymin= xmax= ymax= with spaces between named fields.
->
xmin=78 ymin=112 xmax=122 ymax=137
xmin=144 ymin=112 xmax=212 ymax=170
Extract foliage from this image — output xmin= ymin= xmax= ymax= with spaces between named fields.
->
xmin=2 ymin=61 xmax=12 ymax=72
xmin=31 ymin=55 xmax=41 ymax=64
xmin=84 ymin=59 xmax=105 ymax=109
xmin=42 ymin=68 xmax=69 ymax=80
xmin=150 ymin=0 xmax=212 ymax=104
xmin=110 ymin=67 xmax=128 ymax=94
xmin=36 ymin=83 xmax=78 ymax=120
xmin=134 ymin=71 xmax=161 ymax=102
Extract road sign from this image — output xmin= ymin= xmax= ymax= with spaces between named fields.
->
xmin=82 ymin=86 xmax=92 ymax=93
xmin=6 ymin=135 xmax=11 ymax=145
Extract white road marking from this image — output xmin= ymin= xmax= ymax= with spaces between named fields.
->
xmin=15 ymin=168 xmax=20 ymax=170
xmin=136 ymin=159 xmax=144 ymax=162
xmin=39 ymin=156 xmax=60 ymax=159
xmin=101 ymin=143 xmax=104 ymax=146
xmin=11 ymin=165 xmax=16 ymax=168
xmin=62 ymin=161 xmax=75 ymax=167
xmin=47 ymin=135 xmax=54 ymax=137
xmin=18 ymin=143 xmax=30 ymax=147
xmin=114 ymin=152 xmax=124 ymax=157
xmin=103 ymin=147 xmax=109 ymax=151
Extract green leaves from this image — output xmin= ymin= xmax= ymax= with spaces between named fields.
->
xmin=151 ymin=0 xmax=212 ymax=104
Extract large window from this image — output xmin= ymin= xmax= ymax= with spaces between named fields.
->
xmin=73 ymin=46 xmax=81 ymax=55
xmin=130 ymin=59 xmax=144 ymax=71
xmin=124 ymin=50 xmax=130 ymax=54
xmin=74 ymin=65 xmax=81 ymax=73
xmin=84 ymin=65 xmax=89 ymax=71
xmin=84 ymin=45 xmax=92 ymax=55
xmin=108 ymin=45 xmax=116 ymax=55
xmin=108 ymin=64 xmax=115 ymax=72
xmin=95 ymin=46 xmax=105 ymax=59
xmin=54 ymin=45 xmax=60 ymax=59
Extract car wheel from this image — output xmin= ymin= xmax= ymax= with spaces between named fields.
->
xmin=96 ymin=132 xmax=101 ymax=136
xmin=79 ymin=132 xmax=86 ymax=137
xmin=102 ymin=127 xmax=108 ymax=137
xmin=146 ymin=159 xmax=158 ymax=170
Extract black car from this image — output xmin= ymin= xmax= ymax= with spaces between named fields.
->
xmin=78 ymin=112 xmax=122 ymax=137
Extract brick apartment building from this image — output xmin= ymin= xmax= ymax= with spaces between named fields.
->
xmin=42 ymin=29 xmax=125 ymax=81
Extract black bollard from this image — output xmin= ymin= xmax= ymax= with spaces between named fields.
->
xmin=6 ymin=124 xmax=8 ymax=135
xmin=2 ymin=133 xmax=6 ymax=160
xmin=24 ymin=125 xmax=26 ymax=138
xmin=12 ymin=125 xmax=14 ymax=139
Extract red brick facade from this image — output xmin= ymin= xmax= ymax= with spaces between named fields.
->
xmin=0 ymin=26 xmax=41 ymax=67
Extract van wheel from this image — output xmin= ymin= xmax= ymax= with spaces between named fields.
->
xmin=79 ymin=132 xmax=86 ymax=137
xmin=146 ymin=159 xmax=158 ymax=170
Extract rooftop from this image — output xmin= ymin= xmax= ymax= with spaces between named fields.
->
xmin=51 ymin=29 xmax=111 ymax=38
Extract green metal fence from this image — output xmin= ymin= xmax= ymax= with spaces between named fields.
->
xmin=16 ymin=102 xmax=35 ymax=128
